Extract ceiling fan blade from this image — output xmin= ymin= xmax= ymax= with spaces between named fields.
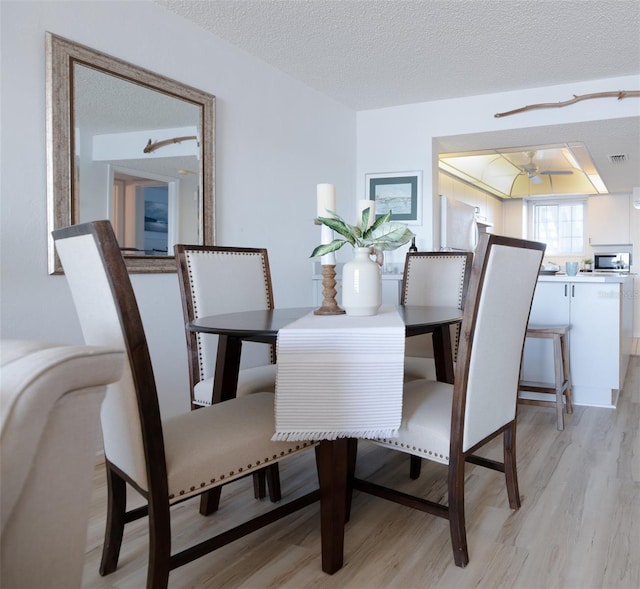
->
xmin=539 ymin=170 xmax=574 ymax=176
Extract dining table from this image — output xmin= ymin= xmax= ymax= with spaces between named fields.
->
xmin=187 ymin=304 xmax=462 ymax=574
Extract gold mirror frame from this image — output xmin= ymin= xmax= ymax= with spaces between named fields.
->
xmin=46 ymin=32 xmax=215 ymax=274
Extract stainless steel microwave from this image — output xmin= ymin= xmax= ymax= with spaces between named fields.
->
xmin=593 ymin=252 xmax=631 ymax=272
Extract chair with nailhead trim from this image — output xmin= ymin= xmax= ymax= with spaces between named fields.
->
xmin=401 ymin=251 xmax=473 ymax=383
xmin=53 ymin=221 xmax=317 ymax=589
xmin=400 ymin=251 xmax=473 ymax=479
xmin=173 ymin=244 xmax=277 ymax=410
xmin=349 ymin=234 xmax=546 ymax=568
xmin=174 ymin=244 xmax=281 ymax=512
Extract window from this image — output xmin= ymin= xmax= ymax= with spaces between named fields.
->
xmin=530 ymin=199 xmax=585 ymax=255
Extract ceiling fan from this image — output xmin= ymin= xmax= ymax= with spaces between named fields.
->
xmin=517 ymin=150 xmax=574 ymax=184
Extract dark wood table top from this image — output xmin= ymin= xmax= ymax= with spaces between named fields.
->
xmin=188 ymin=305 xmax=463 ymax=338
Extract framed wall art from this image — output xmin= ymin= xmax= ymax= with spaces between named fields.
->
xmin=365 ymin=171 xmax=422 ymax=224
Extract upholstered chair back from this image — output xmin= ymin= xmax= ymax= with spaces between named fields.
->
xmin=454 ymin=236 xmax=544 ymax=451
xmin=176 ymin=247 xmax=274 ymax=388
xmin=174 ymin=246 xmax=281 ymax=503
xmin=54 ymin=222 xmax=158 ymax=492
xmin=401 ymin=251 xmax=472 ymax=360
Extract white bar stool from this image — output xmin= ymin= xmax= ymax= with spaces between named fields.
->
xmin=519 ymin=325 xmax=573 ymax=430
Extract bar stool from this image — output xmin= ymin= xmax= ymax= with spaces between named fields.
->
xmin=519 ymin=325 xmax=573 ymax=430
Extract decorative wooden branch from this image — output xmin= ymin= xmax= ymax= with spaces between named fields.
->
xmin=494 ymin=90 xmax=640 ymax=118
xmin=143 ymin=135 xmax=197 ymax=153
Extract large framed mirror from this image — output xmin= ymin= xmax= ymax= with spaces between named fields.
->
xmin=46 ymin=32 xmax=215 ymax=273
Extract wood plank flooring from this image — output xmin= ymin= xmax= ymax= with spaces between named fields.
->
xmin=82 ymin=357 xmax=640 ymax=588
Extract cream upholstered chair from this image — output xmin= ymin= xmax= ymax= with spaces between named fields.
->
xmin=1 ymin=340 xmax=124 ymax=589
xmin=174 ymin=244 xmax=281 ymax=507
xmin=174 ymin=245 xmax=277 ymax=409
xmin=401 ymin=251 xmax=473 ymax=479
xmin=53 ymin=221 xmax=317 ymax=589
xmin=350 ymin=234 xmax=545 ymax=567
xmin=401 ymin=251 xmax=473 ymax=383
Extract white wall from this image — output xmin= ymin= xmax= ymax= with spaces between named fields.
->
xmin=357 ymin=75 xmax=639 ymax=246
xmin=357 ymin=75 xmax=640 ymax=336
xmin=0 ymin=0 xmax=356 ymax=418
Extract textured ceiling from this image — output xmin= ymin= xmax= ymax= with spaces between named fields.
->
xmin=154 ymin=0 xmax=640 ymax=194
xmin=156 ymin=0 xmax=640 ymax=110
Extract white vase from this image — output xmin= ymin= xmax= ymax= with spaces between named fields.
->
xmin=341 ymin=247 xmax=382 ymax=316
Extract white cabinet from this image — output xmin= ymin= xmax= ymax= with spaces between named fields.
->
xmin=587 ymin=194 xmax=631 ymax=245
xmin=522 ymin=279 xmax=630 ymax=406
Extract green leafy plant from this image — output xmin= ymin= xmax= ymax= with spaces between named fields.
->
xmin=582 ymin=258 xmax=593 ymax=265
xmin=311 ymin=208 xmax=414 ymax=258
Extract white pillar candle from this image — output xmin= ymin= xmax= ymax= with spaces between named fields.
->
xmin=317 ymin=183 xmax=336 ymax=217
xmin=356 ymin=199 xmax=376 ymax=228
xmin=320 ymin=223 xmax=336 ymax=265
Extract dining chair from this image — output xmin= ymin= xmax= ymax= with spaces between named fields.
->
xmin=401 ymin=251 xmax=473 ymax=382
xmin=174 ymin=244 xmax=281 ymax=507
xmin=401 ymin=251 xmax=473 ymax=479
xmin=349 ymin=233 xmax=545 ymax=567
xmin=174 ymin=244 xmax=277 ymax=409
xmin=53 ymin=221 xmax=318 ymax=589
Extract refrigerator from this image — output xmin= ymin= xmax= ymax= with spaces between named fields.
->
xmin=440 ymin=195 xmax=478 ymax=251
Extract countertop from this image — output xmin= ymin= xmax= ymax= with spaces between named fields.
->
xmin=312 ymin=263 xmax=634 ymax=284
xmin=537 ymin=272 xmax=634 ymax=283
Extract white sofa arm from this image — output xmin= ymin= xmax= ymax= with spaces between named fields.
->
xmin=0 ymin=340 xmax=124 ymax=588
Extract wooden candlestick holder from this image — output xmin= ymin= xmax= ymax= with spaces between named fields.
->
xmin=314 ymin=264 xmax=345 ymax=315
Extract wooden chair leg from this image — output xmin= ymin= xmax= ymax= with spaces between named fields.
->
xmin=552 ymin=335 xmax=565 ymax=430
xmin=99 ymin=462 xmax=127 ymax=576
xmin=503 ymin=422 xmax=521 ymax=509
xmin=146 ymin=495 xmax=171 ymax=589
xmin=447 ymin=455 xmax=469 ymax=568
xmin=561 ymin=334 xmax=573 ymax=414
xmin=409 ymin=455 xmax=422 ymax=479
xmin=199 ymin=488 xmax=221 ymax=515
xmin=266 ymin=464 xmax=281 ymax=502
xmin=253 ymin=470 xmax=267 ymax=499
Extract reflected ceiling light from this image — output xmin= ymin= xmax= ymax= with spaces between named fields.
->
xmin=588 ymin=175 xmax=608 ymax=193
xmin=439 ymin=143 xmax=607 ymax=198
xmin=561 ymin=147 xmax=582 ymax=170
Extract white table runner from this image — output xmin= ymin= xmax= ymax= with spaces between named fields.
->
xmin=272 ymin=305 xmax=405 ymax=441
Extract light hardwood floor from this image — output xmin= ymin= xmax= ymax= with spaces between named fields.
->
xmin=83 ymin=356 xmax=640 ymax=589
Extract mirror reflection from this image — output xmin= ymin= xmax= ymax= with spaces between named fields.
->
xmin=74 ymin=64 xmax=201 ymax=256
xmin=46 ymin=33 xmax=215 ymax=273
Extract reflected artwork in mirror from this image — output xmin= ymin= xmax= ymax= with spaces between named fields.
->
xmin=46 ymin=33 xmax=215 ymax=273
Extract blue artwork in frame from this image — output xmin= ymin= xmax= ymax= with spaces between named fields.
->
xmin=366 ymin=171 xmax=422 ymax=224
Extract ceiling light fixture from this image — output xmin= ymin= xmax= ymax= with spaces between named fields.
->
xmin=439 ymin=143 xmax=607 ymax=199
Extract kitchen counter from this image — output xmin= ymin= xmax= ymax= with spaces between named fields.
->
xmin=538 ymin=272 xmax=633 ymax=283
xmin=524 ymin=273 xmax=634 ymax=407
